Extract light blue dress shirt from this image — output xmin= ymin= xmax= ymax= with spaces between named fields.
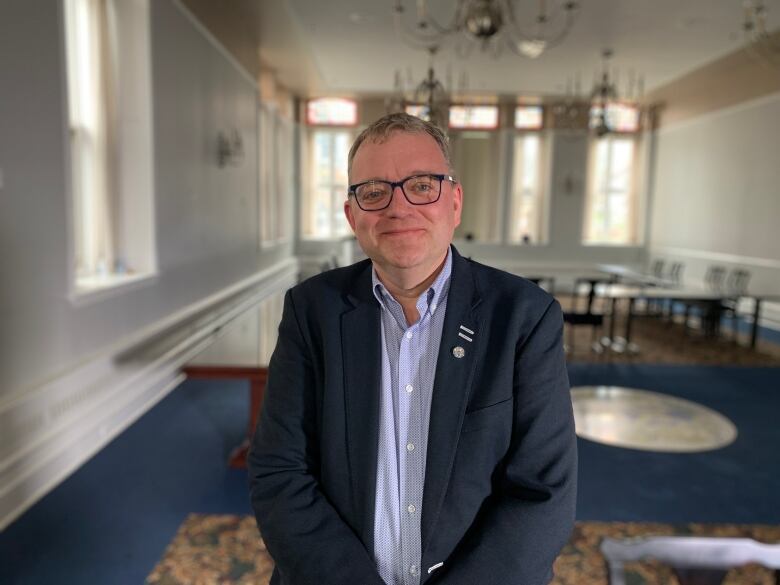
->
xmin=371 ymin=248 xmax=452 ymax=585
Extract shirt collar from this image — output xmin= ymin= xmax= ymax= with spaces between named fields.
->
xmin=372 ymin=246 xmax=453 ymax=318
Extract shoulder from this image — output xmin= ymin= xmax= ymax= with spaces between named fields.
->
xmin=466 ymin=258 xmax=555 ymax=309
xmin=288 ymin=258 xmax=373 ymax=307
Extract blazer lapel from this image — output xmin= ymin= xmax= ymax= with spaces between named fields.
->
xmin=421 ymin=248 xmax=482 ymax=551
xmin=341 ymin=264 xmax=382 ymax=551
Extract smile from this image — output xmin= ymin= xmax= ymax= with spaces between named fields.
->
xmin=380 ymin=228 xmax=425 ymax=236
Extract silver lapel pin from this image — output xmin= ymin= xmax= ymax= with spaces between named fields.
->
xmin=452 ymin=346 xmax=465 ymax=358
xmin=458 ymin=324 xmax=474 ymax=342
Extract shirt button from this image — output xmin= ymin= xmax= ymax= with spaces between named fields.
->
xmin=406 ymin=331 xmax=413 ymax=339
xmin=405 ymin=384 xmax=413 ymax=394
xmin=410 ymin=565 xmax=419 ymax=576
xmin=407 ymin=442 xmax=415 ymax=452
xmin=407 ymin=504 xmax=416 ymax=514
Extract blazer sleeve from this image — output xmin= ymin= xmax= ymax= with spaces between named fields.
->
xmin=433 ymin=299 xmax=577 ymax=585
xmin=247 ymin=289 xmax=385 ymax=585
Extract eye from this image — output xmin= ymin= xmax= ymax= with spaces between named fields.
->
xmin=406 ymin=176 xmax=437 ymax=195
xmin=357 ymin=183 xmax=389 ymax=202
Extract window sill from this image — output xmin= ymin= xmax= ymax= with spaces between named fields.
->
xmin=69 ymin=271 xmax=158 ymax=307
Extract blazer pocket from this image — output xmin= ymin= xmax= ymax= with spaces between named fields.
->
xmin=461 ymin=397 xmax=513 ymax=434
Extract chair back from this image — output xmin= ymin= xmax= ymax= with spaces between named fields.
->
xmin=726 ymin=268 xmax=751 ymax=295
xmin=668 ymin=262 xmax=684 ymax=285
xmin=704 ymin=265 xmax=727 ymax=291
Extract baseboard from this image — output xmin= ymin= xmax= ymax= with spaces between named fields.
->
xmin=0 ymin=259 xmax=298 ymax=531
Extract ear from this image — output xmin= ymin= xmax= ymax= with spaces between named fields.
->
xmin=344 ymin=198 xmax=357 ymax=232
xmin=452 ymin=182 xmax=463 ymax=228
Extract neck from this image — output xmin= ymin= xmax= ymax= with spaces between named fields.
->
xmin=374 ymin=251 xmax=448 ymax=325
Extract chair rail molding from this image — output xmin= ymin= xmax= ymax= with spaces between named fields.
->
xmin=0 ymin=258 xmax=298 ymax=531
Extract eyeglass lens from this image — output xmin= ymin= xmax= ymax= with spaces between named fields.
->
xmin=354 ymin=175 xmax=441 ymax=210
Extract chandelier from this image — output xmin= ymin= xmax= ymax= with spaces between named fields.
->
xmin=392 ymin=0 xmax=580 ymax=59
xmin=742 ymin=0 xmax=780 ymax=67
xmin=588 ymin=49 xmax=644 ymax=137
xmin=386 ymin=46 xmax=453 ymax=128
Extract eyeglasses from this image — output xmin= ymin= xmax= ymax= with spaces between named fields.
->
xmin=348 ymin=173 xmax=457 ymax=211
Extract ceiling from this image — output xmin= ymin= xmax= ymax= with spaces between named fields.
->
xmin=255 ymin=0 xmax=780 ymax=99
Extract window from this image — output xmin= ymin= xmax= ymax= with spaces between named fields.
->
xmin=514 ymin=106 xmax=544 ymax=130
xmin=508 ymin=133 xmax=547 ymax=244
xmin=449 ymin=105 xmax=499 ymax=129
xmin=64 ymin=0 xmax=155 ymax=295
xmin=589 ymin=103 xmax=640 ymax=133
xmin=259 ymin=104 xmax=294 ymax=245
xmin=306 ymin=98 xmax=358 ymax=126
xmin=405 ymin=104 xmax=432 ymax=122
xmin=584 ymin=136 xmax=639 ymax=245
xmin=301 ymin=98 xmax=357 ymax=239
xmin=302 ymin=128 xmax=352 ymax=239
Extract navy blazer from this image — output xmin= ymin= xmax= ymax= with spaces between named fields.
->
xmin=248 ymin=247 xmax=577 ymax=585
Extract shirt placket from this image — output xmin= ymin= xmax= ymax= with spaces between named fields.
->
xmin=397 ymin=300 xmax=432 ymax=585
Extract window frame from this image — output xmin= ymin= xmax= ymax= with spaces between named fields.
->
xmin=448 ymin=104 xmax=501 ymax=130
xmin=305 ymin=97 xmax=359 ymax=128
xmin=583 ymin=134 xmax=640 ymax=246
xmin=506 ymin=128 xmax=549 ymax=246
xmin=300 ymin=126 xmax=354 ymax=240
xmin=63 ymin=0 xmax=157 ymax=302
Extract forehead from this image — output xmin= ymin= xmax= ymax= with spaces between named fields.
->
xmin=351 ymin=131 xmax=447 ymax=181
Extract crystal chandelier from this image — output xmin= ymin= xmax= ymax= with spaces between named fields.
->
xmin=590 ymin=49 xmax=618 ymax=137
xmin=386 ymin=46 xmax=453 ymax=129
xmin=392 ymin=0 xmax=580 ymax=59
xmin=588 ymin=49 xmax=644 ymax=137
xmin=742 ymin=0 xmax=780 ymax=67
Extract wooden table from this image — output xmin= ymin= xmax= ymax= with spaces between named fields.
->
xmin=182 ymin=365 xmax=267 ymax=468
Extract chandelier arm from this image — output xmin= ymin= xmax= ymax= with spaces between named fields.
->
xmin=393 ymin=3 xmax=451 ymax=49
xmin=394 ymin=0 xmax=460 ymax=36
xmin=419 ymin=1 xmax=462 ymax=35
xmin=511 ymin=7 xmax=577 ymax=45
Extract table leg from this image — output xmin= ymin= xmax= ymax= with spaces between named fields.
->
xmin=750 ymin=298 xmax=761 ymax=349
xmin=228 ymin=370 xmax=268 ymax=469
xmin=602 ymin=297 xmax=618 ymax=349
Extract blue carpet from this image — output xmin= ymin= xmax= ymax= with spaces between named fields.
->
xmin=1 ymin=366 xmax=779 ymax=584
xmin=568 ymin=364 xmax=780 ymax=524
xmin=0 ymin=379 xmax=253 ymax=585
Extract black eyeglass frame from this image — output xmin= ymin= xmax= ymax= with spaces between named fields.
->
xmin=347 ymin=173 xmax=457 ymax=211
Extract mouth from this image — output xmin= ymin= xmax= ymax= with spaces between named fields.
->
xmin=380 ymin=228 xmax=426 ymax=236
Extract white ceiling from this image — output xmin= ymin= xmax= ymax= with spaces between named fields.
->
xmin=256 ymin=0 xmax=780 ymax=98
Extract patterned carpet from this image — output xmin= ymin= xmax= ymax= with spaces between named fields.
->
xmin=146 ymin=514 xmax=780 ymax=585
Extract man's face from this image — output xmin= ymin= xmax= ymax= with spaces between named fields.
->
xmin=344 ymin=131 xmax=462 ymax=280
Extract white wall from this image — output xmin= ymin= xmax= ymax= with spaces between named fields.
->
xmin=649 ymin=92 xmax=780 ymax=326
xmin=0 ymin=0 xmax=295 ymax=529
xmin=0 ymin=0 xmax=294 ymax=398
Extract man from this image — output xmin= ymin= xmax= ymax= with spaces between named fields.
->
xmin=249 ymin=113 xmax=577 ymax=585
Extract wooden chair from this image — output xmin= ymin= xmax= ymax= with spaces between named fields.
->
xmin=601 ymin=535 xmax=780 ymax=585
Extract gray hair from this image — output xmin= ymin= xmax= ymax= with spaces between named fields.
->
xmin=347 ymin=112 xmax=453 ymax=180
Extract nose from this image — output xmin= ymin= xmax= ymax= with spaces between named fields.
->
xmin=384 ymin=184 xmax=414 ymax=215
